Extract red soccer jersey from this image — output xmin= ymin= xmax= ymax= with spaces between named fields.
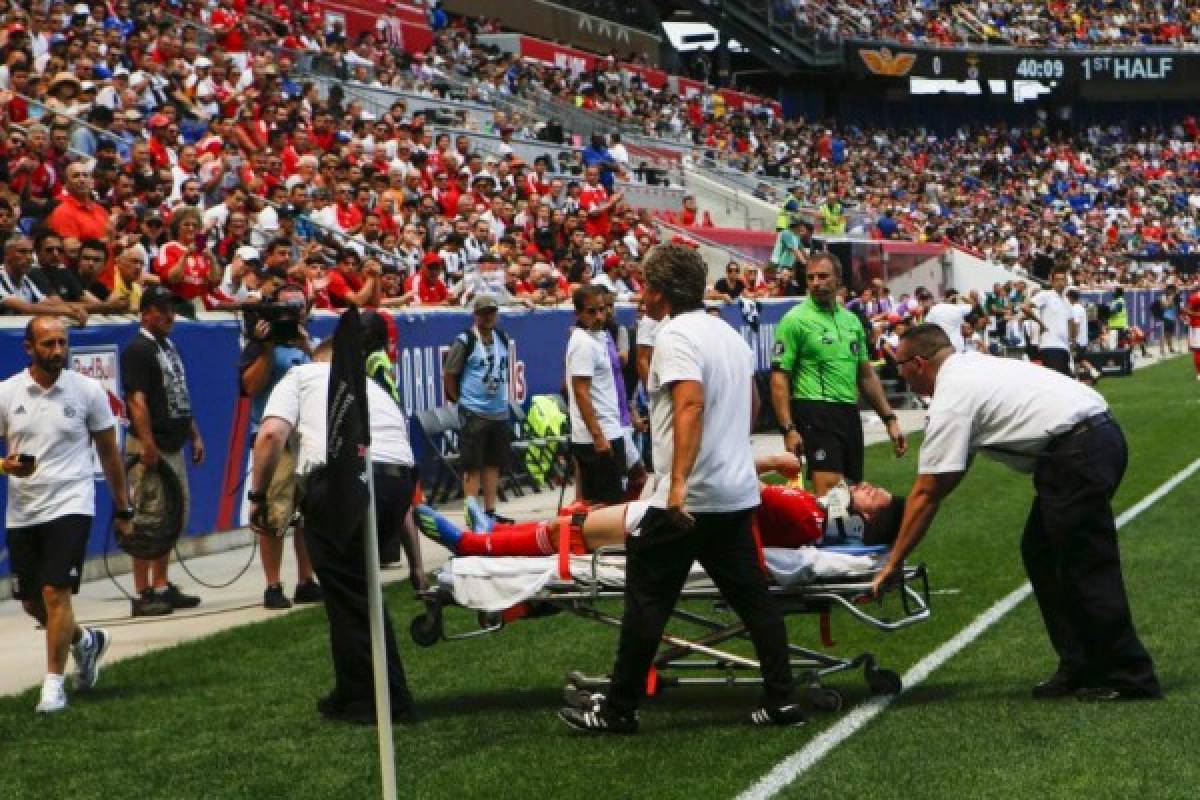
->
xmin=155 ymin=242 xmax=215 ymax=300
xmin=405 ymin=272 xmax=449 ymax=304
xmin=579 ymin=183 xmax=611 ymax=238
xmin=325 ymin=268 xmax=365 ymax=308
xmin=755 ymin=485 xmax=825 ymax=548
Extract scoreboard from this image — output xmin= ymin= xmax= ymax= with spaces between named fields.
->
xmin=847 ymin=40 xmax=1197 ymax=103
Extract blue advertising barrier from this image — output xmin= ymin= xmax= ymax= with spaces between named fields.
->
xmin=0 ymin=299 xmax=799 ymax=580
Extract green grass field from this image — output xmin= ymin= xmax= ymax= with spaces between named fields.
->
xmin=3 ymin=358 xmax=1199 ymax=800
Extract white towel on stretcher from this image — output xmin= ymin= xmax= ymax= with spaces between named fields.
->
xmin=444 ymin=548 xmax=881 ymax=612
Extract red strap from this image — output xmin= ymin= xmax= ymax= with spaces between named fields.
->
xmin=502 ymin=603 xmax=529 ymax=623
xmin=557 ymin=517 xmax=572 ymax=580
xmin=644 ymin=666 xmax=659 ymax=697
xmin=820 ymin=611 xmax=835 ymax=647
xmin=749 ymin=513 xmax=769 ymax=575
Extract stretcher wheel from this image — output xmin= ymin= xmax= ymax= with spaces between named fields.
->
xmin=804 ymin=686 xmax=844 ymax=713
xmin=409 ymin=612 xmax=441 ymax=647
xmin=478 ymin=611 xmax=503 ymax=630
xmin=866 ymin=666 xmax=902 ymax=695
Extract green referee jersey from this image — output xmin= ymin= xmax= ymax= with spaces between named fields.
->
xmin=771 ymin=298 xmax=868 ymax=404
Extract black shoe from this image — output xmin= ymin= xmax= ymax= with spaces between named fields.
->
xmin=558 ymin=700 xmax=638 ymax=734
xmin=1076 ymin=686 xmax=1163 ymax=703
xmin=160 ymin=583 xmax=201 ymax=610
xmin=263 ymin=584 xmax=292 ymax=610
xmin=750 ymin=703 xmax=807 ymax=727
xmin=131 ymin=590 xmax=173 ymax=617
xmin=490 ymin=512 xmax=515 ymax=526
xmin=293 ymin=580 xmax=323 ymax=604
xmin=1032 ymin=672 xmax=1082 ymax=700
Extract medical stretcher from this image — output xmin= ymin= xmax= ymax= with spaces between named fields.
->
xmin=410 ymin=541 xmax=931 ymax=712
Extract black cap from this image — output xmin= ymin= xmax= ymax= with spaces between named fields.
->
xmin=139 ymin=285 xmax=176 ymax=312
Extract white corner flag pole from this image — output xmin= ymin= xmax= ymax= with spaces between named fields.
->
xmin=362 ymin=452 xmax=398 ymax=800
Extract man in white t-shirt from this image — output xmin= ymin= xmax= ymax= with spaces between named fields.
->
xmin=249 ymin=335 xmax=419 ymax=725
xmin=923 ymin=288 xmax=976 ymax=353
xmin=873 ymin=324 xmax=1160 ymax=702
xmin=1023 ymin=268 xmax=1076 ymax=377
xmin=559 ymin=244 xmax=801 ymax=734
xmin=566 ymin=285 xmax=627 ymax=504
xmin=1 ymin=318 xmax=133 ymax=713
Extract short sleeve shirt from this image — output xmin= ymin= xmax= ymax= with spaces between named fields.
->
xmin=0 ymin=369 xmax=116 ymax=527
xmin=771 ymin=298 xmax=867 ymax=405
xmin=120 ymin=330 xmax=193 ymax=452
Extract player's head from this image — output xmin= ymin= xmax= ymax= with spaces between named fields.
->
xmin=849 ymin=482 xmax=905 ymax=545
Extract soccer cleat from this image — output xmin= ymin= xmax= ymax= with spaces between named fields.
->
xmin=293 ymin=580 xmax=323 ymax=604
xmin=489 ymin=512 xmax=515 ymax=526
xmin=35 ymin=681 xmax=67 ymax=714
xmin=414 ymin=505 xmax=463 ymax=552
xmin=465 ymin=496 xmax=494 ymax=533
xmin=558 ymin=700 xmax=638 ymax=734
xmin=263 ymin=585 xmax=292 ymax=610
xmin=750 ymin=703 xmax=808 ymax=727
xmin=160 ymin=583 xmax=201 ymax=610
xmin=73 ymin=628 xmax=110 ymax=691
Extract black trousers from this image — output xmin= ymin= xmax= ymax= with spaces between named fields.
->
xmin=570 ymin=438 xmax=627 ymax=504
xmin=1038 ymin=347 xmax=1072 ymax=378
xmin=303 ymin=467 xmax=416 ymax=709
xmin=607 ymin=508 xmax=794 ymax=713
xmin=1021 ymin=421 xmax=1160 ymax=694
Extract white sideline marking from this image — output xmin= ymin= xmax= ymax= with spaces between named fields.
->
xmin=737 ymin=456 xmax=1200 ymax=800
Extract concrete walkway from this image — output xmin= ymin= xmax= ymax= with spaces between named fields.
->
xmin=1 ymin=348 xmax=1180 ymax=699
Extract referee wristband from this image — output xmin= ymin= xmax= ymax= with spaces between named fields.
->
xmin=113 ymin=507 xmax=135 ymax=521
xmin=880 ymin=413 xmax=898 ymax=424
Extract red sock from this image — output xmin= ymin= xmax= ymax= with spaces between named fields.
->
xmin=456 ymin=519 xmax=588 ymax=556
xmin=1193 ymin=350 xmax=1200 ymax=373
xmin=457 ymin=521 xmax=556 ymax=556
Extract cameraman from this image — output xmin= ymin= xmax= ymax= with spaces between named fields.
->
xmin=239 ymin=279 xmax=321 ymax=610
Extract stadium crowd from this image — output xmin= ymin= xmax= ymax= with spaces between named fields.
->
xmin=774 ymin=0 xmax=1200 ymax=49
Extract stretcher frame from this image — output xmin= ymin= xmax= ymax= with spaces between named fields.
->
xmin=410 ymin=545 xmax=931 ymax=711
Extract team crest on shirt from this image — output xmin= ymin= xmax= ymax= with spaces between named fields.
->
xmin=821 ymin=331 xmax=834 ymax=345
xmin=62 ymin=405 xmax=77 ymax=418
xmin=814 ymin=449 xmax=827 ymax=462
xmin=772 ymin=340 xmax=786 ymax=357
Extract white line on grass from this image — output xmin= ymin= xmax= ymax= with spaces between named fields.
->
xmin=737 ymin=455 xmax=1200 ymax=800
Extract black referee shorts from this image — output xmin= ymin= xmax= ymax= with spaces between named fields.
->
xmin=790 ymin=399 xmax=865 ymax=483
xmin=8 ymin=514 xmax=93 ymax=600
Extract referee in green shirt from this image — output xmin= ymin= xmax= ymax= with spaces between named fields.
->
xmin=770 ymin=253 xmax=907 ymax=495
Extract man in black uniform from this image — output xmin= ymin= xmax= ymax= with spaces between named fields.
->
xmin=120 ymin=286 xmax=204 ymax=616
xmin=249 ymin=337 xmax=419 ymax=724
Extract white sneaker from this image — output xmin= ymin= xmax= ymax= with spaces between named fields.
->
xmin=73 ymin=627 xmax=110 ymax=691
xmin=35 ymin=681 xmax=67 ymax=714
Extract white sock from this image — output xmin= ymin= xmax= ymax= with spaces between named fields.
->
xmin=43 ymin=673 xmax=65 ymax=692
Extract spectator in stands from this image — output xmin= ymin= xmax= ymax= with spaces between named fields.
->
xmin=155 ymin=207 xmax=221 ymax=312
xmin=0 ymin=235 xmax=86 ymax=325
xmin=442 ymin=293 xmax=513 ymax=527
xmin=45 ymin=162 xmax=108 ymax=242
xmin=120 ymin=286 xmax=204 ymax=617
xmin=924 ymin=288 xmax=979 ymax=355
xmin=817 ymin=190 xmax=846 ymax=235
xmin=325 ymin=248 xmax=381 ymax=309
xmin=407 ymin=253 xmax=451 ymax=306
xmin=710 ymin=260 xmax=745 ymax=303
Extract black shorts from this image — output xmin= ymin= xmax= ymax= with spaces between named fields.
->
xmin=7 ymin=514 xmax=93 ymax=600
xmin=570 ymin=438 xmax=627 ymax=504
xmin=458 ymin=409 xmax=512 ymax=471
xmin=1039 ymin=347 xmax=1072 ymax=377
xmin=790 ymin=399 xmax=864 ymax=483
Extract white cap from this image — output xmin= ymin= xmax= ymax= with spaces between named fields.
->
xmin=195 ymin=56 xmax=212 ymax=68
xmin=73 ymin=3 xmax=90 ymax=15
xmin=236 ymin=245 xmax=261 ymax=262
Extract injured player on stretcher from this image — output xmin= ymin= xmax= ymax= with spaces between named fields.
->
xmin=415 ymin=455 xmax=907 ymax=559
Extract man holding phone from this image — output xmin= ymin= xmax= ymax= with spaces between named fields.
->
xmin=1 ymin=317 xmax=134 ymax=713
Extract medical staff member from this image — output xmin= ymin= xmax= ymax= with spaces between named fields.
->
xmin=1 ymin=317 xmax=133 ymax=713
xmin=770 ymin=252 xmax=906 ymax=496
xmin=250 ymin=337 xmax=419 ymax=724
xmin=871 ymin=324 xmax=1161 ymax=702
xmin=558 ymin=243 xmax=803 ymax=734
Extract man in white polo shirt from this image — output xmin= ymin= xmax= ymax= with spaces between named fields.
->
xmin=872 ymin=324 xmax=1161 ymax=703
xmin=923 ymin=288 xmax=978 ymax=354
xmin=559 ymin=244 xmax=801 ymax=734
xmin=1023 ymin=267 xmax=1076 ymax=377
xmin=566 ymin=284 xmax=627 ymax=504
xmin=249 ymin=336 xmax=419 ymax=725
xmin=1 ymin=317 xmax=133 ymax=713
